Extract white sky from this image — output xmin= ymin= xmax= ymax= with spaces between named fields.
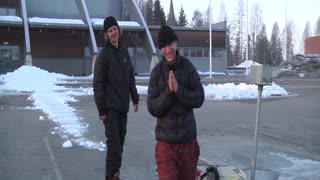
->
xmin=161 ymin=0 xmax=320 ymax=35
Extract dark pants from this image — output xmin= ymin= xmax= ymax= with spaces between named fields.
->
xmin=103 ymin=110 xmax=127 ymax=178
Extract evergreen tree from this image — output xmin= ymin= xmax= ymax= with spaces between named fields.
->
xmin=178 ymin=6 xmax=188 ymax=26
xmin=153 ymin=0 xmax=166 ymax=25
xmin=270 ymin=22 xmax=283 ymax=66
xmin=255 ymin=24 xmax=269 ymax=65
xmin=233 ymin=0 xmax=245 ymax=63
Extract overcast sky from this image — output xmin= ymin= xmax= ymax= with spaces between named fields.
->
xmin=161 ymin=0 xmax=320 ymax=36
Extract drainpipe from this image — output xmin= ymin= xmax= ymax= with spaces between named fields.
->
xmin=75 ymin=0 xmax=98 ymax=74
xmin=20 ymin=0 xmax=32 ymax=66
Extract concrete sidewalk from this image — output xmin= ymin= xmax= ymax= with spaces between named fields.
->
xmin=1 ymin=78 xmax=320 ymax=180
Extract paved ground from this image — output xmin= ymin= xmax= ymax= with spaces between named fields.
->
xmin=0 ymin=76 xmax=320 ymax=180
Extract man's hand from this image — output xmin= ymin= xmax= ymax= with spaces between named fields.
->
xmin=169 ymin=70 xmax=178 ymax=93
xmin=134 ymin=104 xmax=139 ymax=112
xmin=99 ymin=115 xmax=106 ymax=122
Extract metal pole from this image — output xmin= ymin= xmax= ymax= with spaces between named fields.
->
xmin=251 ymin=85 xmax=263 ymax=180
xmin=284 ymin=0 xmax=287 ymax=61
xmin=245 ymin=0 xmax=249 ymax=76
xmin=209 ymin=0 xmax=212 ymax=78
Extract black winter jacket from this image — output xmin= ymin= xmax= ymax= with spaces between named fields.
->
xmin=93 ymin=41 xmax=139 ymax=115
xmin=147 ymin=52 xmax=204 ymax=143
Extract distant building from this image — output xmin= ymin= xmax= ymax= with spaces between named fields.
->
xmin=0 ymin=0 xmax=227 ymax=75
xmin=305 ymin=36 xmax=320 ymax=54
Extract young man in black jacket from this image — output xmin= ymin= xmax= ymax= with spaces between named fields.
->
xmin=147 ymin=25 xmax=204 ymax=180
xmin=93 ymin=16 xmax=139 ymax=180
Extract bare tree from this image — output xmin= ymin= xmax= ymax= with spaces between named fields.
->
xmin=218 ymin=0 xmax=227 ymax=22
xmin=249 ymin=3 xmax=263 ymax=61
xmin=282 ymin=20 xmax=295 ymax=60
xmin=145 ymin=0 xmax=154 ymax=25
xmin=302 ymin=21 xmax=312 ymax=52
xmin=203 ymin=5 xmax=212 ymax=26
xmin=191 ymin=9 xmax=204 ymax=28
xmin=226 ymin=24 xmax=234 ymax=66
xmin=136 ymin=0 xmax=147 ymax=17
xmin=314 ymin=16 xmax=320 ymax=36
xmin=270 ymin=22 xmax=283 ymax=66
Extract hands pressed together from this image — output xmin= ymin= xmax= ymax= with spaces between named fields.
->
xmin=168 ymin=70 xmax=178 ymax=93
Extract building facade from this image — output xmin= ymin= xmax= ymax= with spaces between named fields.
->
xmin=305 ymin=36 xmax=320 ymax=54
xmin=0 ymin=0 xmax=227 ymax=75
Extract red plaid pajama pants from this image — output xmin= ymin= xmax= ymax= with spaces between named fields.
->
xmin=155 ymin=138 xmax=200 ymax=180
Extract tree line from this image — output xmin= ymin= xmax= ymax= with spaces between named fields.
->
xmin=136 ymin=0 xmax=320 ymax=66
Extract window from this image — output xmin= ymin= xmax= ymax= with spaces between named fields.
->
xmin=196 ymin=48 xmax=203 ymax=57
xmin=213 ymin=49 xmax=224 ymax=57
xmin=136 ymin=47 xmax=147 ymax=57
xmin=190 ymin=48 xmax=197 ymax=57
xmin=0 ymin=7 xmax=17 ymax=16
xmin=127 ymin=47 xmax=134 ymax=57
xmin=183 ymin=48 xmax=189 ymax=57
xmin=84 ymin=46 xmax=103 ymax=57
xmin=1 ymin=49 xmax=12 ymax=61
xmin=204 ymin=48 xmax=209 ymax=57
xmin=0 ymin=45 xmax=20 ymax=61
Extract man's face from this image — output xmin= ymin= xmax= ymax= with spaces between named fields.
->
xmin=160 ymin=41 xmax=177 ymax=64
xmin=106 ymin=25 xmax=119 ymax=44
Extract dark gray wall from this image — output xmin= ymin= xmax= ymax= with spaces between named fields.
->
xmin=33 ymin=57 xmax=92 ymax=76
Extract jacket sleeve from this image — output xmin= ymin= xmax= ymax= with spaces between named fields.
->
xmin=175 ymin=64 xmax=204 ymax=109
xmin=128 ymin=54 xmax=139 ymax=105
xmin=93 ymin=51 xmax=107 ymax=116
xmin=147 ymin=68 xmax=175 ymax=118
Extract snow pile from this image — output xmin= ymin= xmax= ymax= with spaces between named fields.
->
xmin=271 ymin=152 xmax=320 ymax=179
xmin=237 ymin=60 xmax=261 ymax=67
xmin=277 ymin=54 xmax=320 ymax=79
xmin=0 ymin=66 xmax=67 ymax=92
xmin=204 ymin=83 xmax=288 ymax=100
xmin=0 ymin=66 xmax=105 ymax=151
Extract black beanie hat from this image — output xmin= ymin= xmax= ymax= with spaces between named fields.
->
xmin=157 ymin=25 xmax=178 ymax=49
xmin=103 ymin=16 xmax=119 ymax=32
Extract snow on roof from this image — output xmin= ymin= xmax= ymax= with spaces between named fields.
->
xmin=29 ymin=17 xmax=85 ymax=25
xmin=0 ymin=15 xmax=22 ymax=22
xmin=91 ymin=18 xmax=141 ymax=27
xmin=237 ymin=60 xmax=261 ymax=67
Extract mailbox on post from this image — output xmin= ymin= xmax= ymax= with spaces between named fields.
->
xmin=248 ymin=65 xmax=273 ymax=180
xmin=249 ymin=65 xmax=273 ymax=85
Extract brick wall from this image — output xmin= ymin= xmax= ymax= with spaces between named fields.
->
xmin=305 ymin=36 xmax=320 ymax=54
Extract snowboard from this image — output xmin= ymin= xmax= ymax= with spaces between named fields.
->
xmin=197 ymin=164 xmax=247 ymax=180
